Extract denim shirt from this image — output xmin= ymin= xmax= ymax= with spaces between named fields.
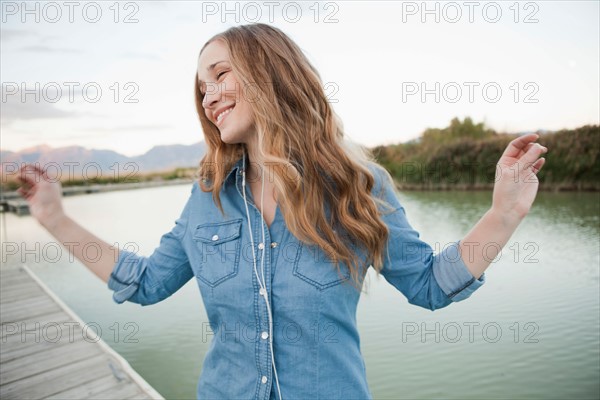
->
xmin=108 ymin=156 xmax=485 ymax=400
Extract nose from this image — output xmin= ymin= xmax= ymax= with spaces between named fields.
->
xmin=202 ymin=83 xmax=221 ymax=109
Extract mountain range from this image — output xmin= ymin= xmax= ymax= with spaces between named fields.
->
xmin=1 ymin=142 xmax=207 ymax=176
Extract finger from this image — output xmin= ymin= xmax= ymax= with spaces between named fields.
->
xmin=531 ymin=157 xmax=546 ymax=174
xmin=502 ymin=133 xmax=540 ymax=159
xmin=520 ymin=143 xmax=548 ymax=172
xmin=19 ymin=164 xmax=46 ymax=186
xmin=16 ymin=187 xmax=32 ymax=200
xmin=20 ymin=163 xmax=46 ymax=175
xmin=18 ymin=172 xmax=37 ymax=188
xmin=516 ymin=142 xmax=535 ymax=159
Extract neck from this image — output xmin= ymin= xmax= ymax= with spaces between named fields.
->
xmin=243 ymin=137 xmax=278 ymax=202
xmin=244 ymin=136 xmax=265 ymax=181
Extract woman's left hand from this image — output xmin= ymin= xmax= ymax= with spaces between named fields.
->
xmin=492 ymin=133 xmax=548 ymax=223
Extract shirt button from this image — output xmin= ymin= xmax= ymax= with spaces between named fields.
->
xmin=261 ymin=331 xmax=269 ymax=340
xmin=211 ymin=234 xmax=219 ymax=241
xmin=258 ymin=242 xmax=264 ymax=250
xmin=270 ymin=242 xmax=278 ymax=248
xmin=261 ymin=376 xmax=268 ymax=384
xmin=259 ymin=288 xmax=267 ymax=296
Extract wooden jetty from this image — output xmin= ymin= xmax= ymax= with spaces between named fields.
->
xmin=0 ymin=263 xmax=164 ymax=400
xmin=0 ymin=200 xmax=29 ymax=216
xmin=0 ymin=179 xmax=193 ymax=216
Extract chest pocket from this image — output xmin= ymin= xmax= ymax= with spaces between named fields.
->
xmin=292 ymin=242 xmax=352 ymax=290
xmin=193 ymin=219 xmax=243 ymax=287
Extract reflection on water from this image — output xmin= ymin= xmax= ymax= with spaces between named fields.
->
xmin=2 ymin=185 xmax=598 ymax=399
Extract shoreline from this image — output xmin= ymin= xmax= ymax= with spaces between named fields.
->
xmin=394 ymin=183 xmax=600 ymax=192
xmin=0 ymin=178 xmax=194 ymax=200
xmin=0 ymin=179 xmax=194 ymax=215
xmin=1 ymin=178 xmax=598 ymax=215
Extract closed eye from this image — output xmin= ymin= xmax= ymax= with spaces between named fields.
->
xmin=217 ymin=70 xmax=228 ymax=79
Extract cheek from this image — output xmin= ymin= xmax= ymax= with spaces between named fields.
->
xmin=238 ymin=104 xmax=253 ymax=123
xmin=224 ymin=76 xmax=241 ymax=93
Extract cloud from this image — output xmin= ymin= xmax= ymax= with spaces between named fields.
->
xmin=0 ymin=100 xmax=80 ymax=126
xmin=0 ymin=84 xmax=85 ymax=126
xmin=17 ymin=45 xmax=82 ymax=54
xmin=119 ymin=51 xmax=162 ymax=61
xmin=0 ymin=29 xmax=39 ymax=43
xmin=81 ymin=124 xmax=173 ymax=132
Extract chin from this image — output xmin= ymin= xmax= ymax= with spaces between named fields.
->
xmin=219 ymin=126 xmax=254 ymax=145
xmin=219 ymin=130 xmax=243 ymax=145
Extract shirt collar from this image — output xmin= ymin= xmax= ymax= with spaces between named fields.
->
xmin=223 ymin=154 xmax=246 ymax=188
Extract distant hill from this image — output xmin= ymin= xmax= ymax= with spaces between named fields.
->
xmin=1 ymin=142 xmax=207 ymax=177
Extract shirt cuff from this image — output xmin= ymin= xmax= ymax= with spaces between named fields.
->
xmin=107 ymin=250 xmax=147 ymax=304
xmin=432 ymin=240 xmax=485 ymax=302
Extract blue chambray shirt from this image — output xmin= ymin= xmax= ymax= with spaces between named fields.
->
xmin=108 ymin=156 xmax=485 ymax=400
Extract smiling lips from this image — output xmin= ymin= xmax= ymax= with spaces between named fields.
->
xmin=214 ymin=105 xmax=235 ymax=126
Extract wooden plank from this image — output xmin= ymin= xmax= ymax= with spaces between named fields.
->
xmin=0 ymin=280 xmax=39 ymax=292
xmin=1 ymin=287 xmax=47 ymax=303
xmin=1 ymin=298 xmax=62 ymax=319
xmin=0 ymin=276 xmax=35 ymax=288
xmin=0 ymin=292 xmax=47 ymax=306
xmin=1 ymin=274 xmax=42 ymax=287
xmin=1 ymin=267 xmax=35 ymax=279
xmin=0 ymin=336 xmax=86 ymax=365
xmin=127 ymin=392 xmax=155 ymax=399
xmin=0 ymin=300 xmax=61 ymax=324
xmin=1 ymin=295 xmax=59 ymax=315
xmin=0 ymin=267 xmax=25 ymax=274
xmin=43 ymin=374 xmax=126 ymax=400
xmin=2 ymin=289 xmax=46 ymax=302
xmin=0 ymin=264 xmax=163 ymax=400
xmin=1 ymin=316 xmax=77 ymax=345
xmin=0 ymin=269 xmax=28 ymax=281
xmin=0 ymin=353 xmax=112 ymax=399
xmin=0 ymin=312 xmax=71 ymax=338
xmin=92 ymin=381 xmax=144 ymax=400
xmin=0 ymin=325 xmax=86 ymax=363
xmin=0 ymin=283 xmax=43 ymax=298
xmin=1 ymin=338 xmax=104 ymax=385
xmin=1 ymin=279 xmax=42 ymax=289
xmin=0 ymin=297 xmax=43 ymax=311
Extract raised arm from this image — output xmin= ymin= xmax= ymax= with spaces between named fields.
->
xmin=18 ymin=165 xmax=118 ymax=283
xmin=372 ymin=133 xmax=547 ymax=311
xmin=459 ymin=133 xmax=548 ymax=279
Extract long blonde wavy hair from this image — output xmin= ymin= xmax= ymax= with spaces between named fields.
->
xmin=194 ymin=23 xmax=393 ymax=291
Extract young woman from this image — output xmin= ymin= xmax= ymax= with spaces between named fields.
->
xmin=18 ymin=23 xmax=547 ymax=400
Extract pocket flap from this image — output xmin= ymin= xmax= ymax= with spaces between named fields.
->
xmin=194 ymin=219 xmax=242 ymax=245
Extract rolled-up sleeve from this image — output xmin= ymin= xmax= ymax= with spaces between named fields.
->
xmin=108 ymin=184 xmax=196 ymax=306
xmin=372 ymin=166 xmax=485 ymax=311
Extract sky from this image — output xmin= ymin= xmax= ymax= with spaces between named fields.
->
xmin=1 ymin=0 xmax=599 ymax=156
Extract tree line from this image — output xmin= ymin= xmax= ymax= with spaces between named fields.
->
xmin=372 ymin=117 xmax=599 ymax=191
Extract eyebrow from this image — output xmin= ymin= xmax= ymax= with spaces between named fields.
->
xmin=198 ymin=60 xmax=229 ymax=84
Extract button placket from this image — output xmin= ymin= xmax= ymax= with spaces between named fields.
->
xmin=243 ymin=200 xmax=275 ymax=390
xmin=236 ymin=168 xmax=278 ymax=397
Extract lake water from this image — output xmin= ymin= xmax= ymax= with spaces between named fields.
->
xmin=1 ymin=184 xmax=599 ymax=399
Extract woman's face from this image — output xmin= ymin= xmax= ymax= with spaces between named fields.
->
xmin=197 ymin=40 xmax=255 ymax=144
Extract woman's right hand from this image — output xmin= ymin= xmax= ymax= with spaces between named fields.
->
xmin=18 ymin=164 xmax=66 ymax=230
xmin=16 ymin=164 xmax=117 ymax=283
